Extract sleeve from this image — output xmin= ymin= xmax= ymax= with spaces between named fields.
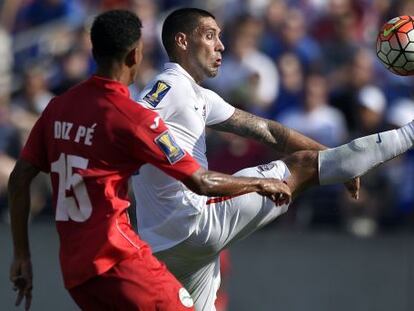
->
xmin=204 ymin=88 xmax=235 ymax=126
xmin=20 ymin=112 xmax=49 ymax=172
xmin=128 ymin=110 xmax=200 ymax=181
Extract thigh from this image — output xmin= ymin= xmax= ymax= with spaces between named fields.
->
xmin=197 ymin=160 xmax=291 ymax=251
xmin=69 ymin=247 xmax=195 ymax=311
xmin=154 ymin=161 xmax=291 ymax=311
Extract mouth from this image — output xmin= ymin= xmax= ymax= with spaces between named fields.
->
xmin=214 ymin=58 xmax=222 ymax=66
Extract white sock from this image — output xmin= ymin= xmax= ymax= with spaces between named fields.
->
xmin=318 ymin=121 xmax=414 ymax=185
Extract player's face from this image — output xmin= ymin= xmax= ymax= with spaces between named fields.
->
xmin=187 ymin=17 xmax=224 ymax=82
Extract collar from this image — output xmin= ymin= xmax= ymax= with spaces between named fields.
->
xmin=164 ymin=62 xmax=196 ymax=83
xmin=90 ymin=75 xmax=130 ymax=98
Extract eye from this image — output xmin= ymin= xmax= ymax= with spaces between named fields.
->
xmin=206 ymin=32 xmax=214 ymax=40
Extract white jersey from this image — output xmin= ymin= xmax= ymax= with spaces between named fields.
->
xmin=132 ymin=62 xmax=235 ymax=252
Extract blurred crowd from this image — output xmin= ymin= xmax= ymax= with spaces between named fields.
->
xmin=1 ymin=0 xmax=414 ymax=238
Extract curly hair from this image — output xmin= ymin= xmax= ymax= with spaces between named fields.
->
xmin=91 ymin=10 xmax=142 ymax=64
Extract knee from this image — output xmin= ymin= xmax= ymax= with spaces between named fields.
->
xmin=283 ymin=150 xmax=318 ymax=173
xmin=283 ymin=150 xmax=319 ymax=192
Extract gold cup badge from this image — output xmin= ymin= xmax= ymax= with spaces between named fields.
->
xmin=159 ymin=132 xmax=180 ymax=156
xmin=145 ymin=81 xmax=171 ymax=106
xmin=155 ymin=131 xmax=185 ymax=164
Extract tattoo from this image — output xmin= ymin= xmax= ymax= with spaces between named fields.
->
xmin=210 ymin=108 xmax=290 ymax=153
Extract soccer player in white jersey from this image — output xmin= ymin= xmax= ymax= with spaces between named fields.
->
xmin=132 ymin=8 xmax=414 ymax=310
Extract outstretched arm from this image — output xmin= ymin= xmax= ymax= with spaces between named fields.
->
xmin=209 ymin=108 xmax=326 ymax=154
xmin=210 ymin=108 xmax=359 ymax=198
xmin=182 ymin=167 xmax=291 ymax=206
xmin=9 ymin=159 xmax=40 ymax=311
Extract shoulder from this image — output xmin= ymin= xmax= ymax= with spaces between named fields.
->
xmin=137 ymin=71 xmax=193 ymax=109
xmin=49 ymin=80 xmax=92 ymax=111
xmin=199 ymin=85 xmax=232 ymax=109
xmin=199 ymin=85 xmax=224 ymax=100
xmin=108 ymin=94 xmax=158 ymax=127
xmin=150 ymin=69 xmax=193 ymax=92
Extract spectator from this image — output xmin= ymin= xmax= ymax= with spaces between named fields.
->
xmin=278 ymin=73 xmax=348 ymax=227
xmin=131 ymin=0 xmax=160 ymax=55
xmin=14 ymin=0 xmax=86 ymax=32
xmin=262 ymin=8 xmax=322 ymax=71
xmin=11 ymin=65 xmax=54 ymax=143
xmin=340 ymin=85 xmax=389 ymax=237
xmin=271 ymin=53 xmax=304 ymax=118
xmin=312 ymin=0 xmax=363 ymax=43
xmin=384 ymin=98 xmax=414 ymax=226
xmin=207 ymin=15 xmax=279 ymax=112
xmin=330 ymin=48 xmax=376 ymax=131
xmin=0 ymin=26 xmax=13 ymax=95
xmin=262 ymin=0 xmax=288 ymax=38
xmin=279 ymin=73 xmax=348 ymax=147
xmin=52 ymin=48 xmax=90 ymax=95
xmin=13 ymin=66 xmax=54 ymax=114
xmin=0 ymin=91 xmax=20 ymax=222
xmin=8 ymin=66 xmax=54 ymax=221
xmin=355 ymin=85 xmax=386 ymax=135
xmin=312 ymin=0 xmax=363 ymax=84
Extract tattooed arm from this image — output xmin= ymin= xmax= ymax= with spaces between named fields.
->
xmin=210 ymin=108 xmax=360 ymax=199
xmin=209 ymin=108 xmax=326 ymax=155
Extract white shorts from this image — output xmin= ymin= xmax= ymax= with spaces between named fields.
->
xmin=155 ymin=160 xmax=291 ymax=311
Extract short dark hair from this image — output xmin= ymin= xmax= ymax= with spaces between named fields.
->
xmin=162 ymin=8 xmax=215 ymax=57
xmin=90 ymin=10 xmax=142 ymax=64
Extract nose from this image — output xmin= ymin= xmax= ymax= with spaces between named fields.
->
xmin=216 ymin=38 xmax=225 ymax=52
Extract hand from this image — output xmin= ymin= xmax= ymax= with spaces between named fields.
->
xmin=344 ymin=177 xmax=360 ymax=200
xmin=258 ymin=179 xmax=292 ymax=206
xmin=10 ymin=257 xmax=33 ymax=310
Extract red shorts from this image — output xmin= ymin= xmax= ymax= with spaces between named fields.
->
xmin=68 ymin=245 xmax=194 ymax=311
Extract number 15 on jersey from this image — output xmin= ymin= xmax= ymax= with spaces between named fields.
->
xmin=51 ymin=153 xmax=92 ymax=222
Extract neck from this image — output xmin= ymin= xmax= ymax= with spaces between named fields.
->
xmin=170 ymin=57 xmax=204 ymax=84
xmin=95 ymin=62 xmax=132 ymax=86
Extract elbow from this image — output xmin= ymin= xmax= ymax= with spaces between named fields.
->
xmin=183 ymin=169 xmax=217 ymax=196
xmin=7 ymin=160 xmax=37 ymax=196
xmin=196 ymin=174 xmax=217 ymax=196
xmin=187 ymin=177 xmax=211 ymax=196
xmin=8 ymin=167 xmax=20 ymax=196
xmin=8 ymin=172 xmax=28 ymax=204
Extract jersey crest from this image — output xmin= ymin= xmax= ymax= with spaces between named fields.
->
xmin=257 ymin=163 xmax=276 ymax=172
xmin=143 ymin=81 xmax=171 ymax=107
xmin=154 ymin=130 xmax=185 ymax=164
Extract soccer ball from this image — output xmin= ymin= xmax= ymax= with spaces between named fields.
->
xmin=376 ymin=16 xmax=414 ymax=75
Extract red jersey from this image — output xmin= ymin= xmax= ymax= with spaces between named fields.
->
xmin=21 ymin=75 xmax=200 ymax=289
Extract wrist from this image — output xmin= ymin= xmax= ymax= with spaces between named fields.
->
xmin=254 ymin=178 xmax=267 ymax=193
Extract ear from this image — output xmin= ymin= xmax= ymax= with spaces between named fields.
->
xmin=175 ymin=32 xmax=188 ymax=51
xmin=126 ymin=41 xmax=143 ymax=67
xmin=125 ymin=48 xmax=136 ymax=67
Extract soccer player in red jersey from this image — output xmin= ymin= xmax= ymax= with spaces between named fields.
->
xmin=8 ymin=10 xmax=291 ymax=310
